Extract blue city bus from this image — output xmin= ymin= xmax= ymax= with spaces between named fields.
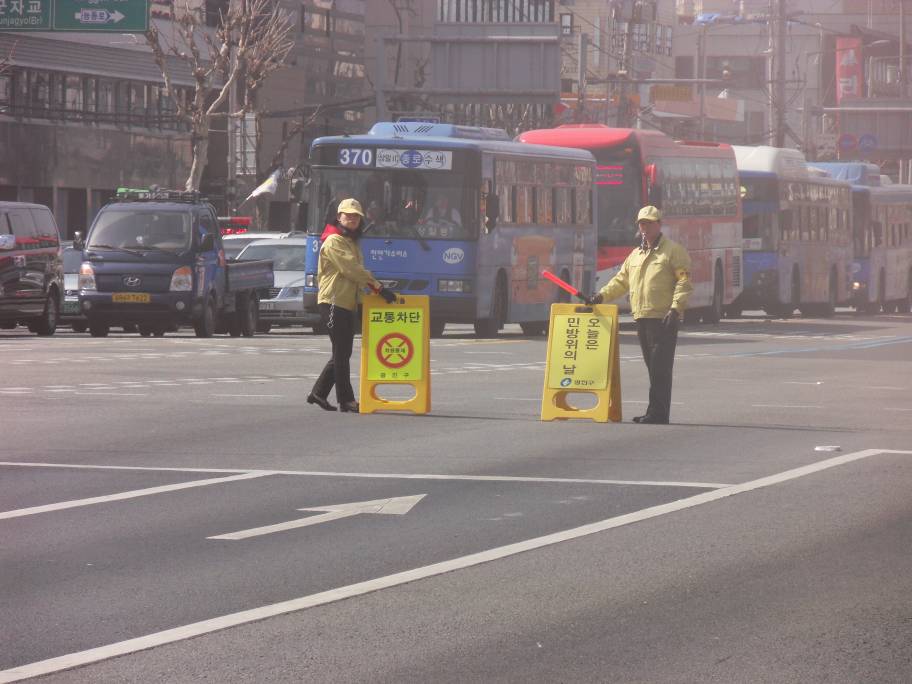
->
xmin=812 ymin=163 xmax=912 ymax=314
xmin=731 ymin=146 xmax=853 ymax=318
xmin=302 ymin=122 xmax=597 ymax=336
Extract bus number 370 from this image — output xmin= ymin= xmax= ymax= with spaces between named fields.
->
xmin=338 ymin=148 xmax=373 ymax=167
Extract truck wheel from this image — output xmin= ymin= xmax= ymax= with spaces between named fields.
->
xmin=89 ymin=322 xmax=109 ymax=337
xmin=240 ymin=293 xmax=258 ymax=337
xmin=194 ymin=295 xmax=216 ymax=338
xmin=256 ymin=322 xmax=272 ymax=334
xmin=33 ymin=292 xmax=59 ymax=336
xmin=72 ymin=322 xmax=88 ymax=333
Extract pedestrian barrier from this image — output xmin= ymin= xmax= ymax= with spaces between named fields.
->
xmin=541 ymin=303 xmax=621 ymax=423
xmin=359 ymin=293 xmax=431 ymax=415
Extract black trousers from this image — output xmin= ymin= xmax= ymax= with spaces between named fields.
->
xmin=635 ymin=316 xmax=679 ymax=423
xmin=311 ymin=303 xmax=356 ymax=404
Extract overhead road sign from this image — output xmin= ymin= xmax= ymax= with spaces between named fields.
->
xmin=0 ymin=0 xmax=148 ymax=31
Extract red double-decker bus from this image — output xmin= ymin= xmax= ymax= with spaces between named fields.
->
xmin=517 ymin=125 xmax=743 ymax=322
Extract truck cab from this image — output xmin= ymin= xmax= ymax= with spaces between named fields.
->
xmin=77 ymin=188 xmax=272 ymax=337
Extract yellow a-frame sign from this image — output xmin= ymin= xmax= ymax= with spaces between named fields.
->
xmin=540 ymin=303 xmax=621 ymax=423
xmin=359 ymin=293 xmax=431 ymax=415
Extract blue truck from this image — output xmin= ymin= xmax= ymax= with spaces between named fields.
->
xmin=76 ymin=189 xmax=273 ymax=337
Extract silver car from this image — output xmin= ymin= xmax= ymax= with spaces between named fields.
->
xmin=236 ymin=238 xmax=319 ymax=331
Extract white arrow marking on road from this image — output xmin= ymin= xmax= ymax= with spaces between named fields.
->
xmin=206 ymin=494 xmax=426 ymax=540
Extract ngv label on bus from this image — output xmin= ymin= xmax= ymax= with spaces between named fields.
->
xmin=377 ymin=149 xmax=452 ymax=171
xmin=443 ymin=247 xmax=465 ymax=264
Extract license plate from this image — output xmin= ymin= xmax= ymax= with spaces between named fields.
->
xmin=112 ymin=292 xmax=151 ymax=303
xmin=260 ymin=302 xmax=276 ymax=311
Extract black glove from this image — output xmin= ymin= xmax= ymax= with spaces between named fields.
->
xmin=378 ymin=287 xmax=397 ymax=304
xmin=584 ymin=293 xmax=603 ymax=306
xmin=662 ymin=309 xmax=679 ymax=330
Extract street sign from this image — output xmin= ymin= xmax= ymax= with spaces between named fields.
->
xmin=837 ymin=133 xmax=858 ymax=153
xmin=0 ymin=0 xmax=147 ymax=31
xmin=858 ymin=133 xmax=878 ymax=155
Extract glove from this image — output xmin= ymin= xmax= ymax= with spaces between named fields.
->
xmin=584 ymin=293 xmax=603 ymax=306
xmin=662 ymin=309 xmax=679 ymax=330
xmin=378 ymin=287 xmax=397 ymax=304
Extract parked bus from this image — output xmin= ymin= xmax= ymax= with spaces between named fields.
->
xmin=731 ymin=146 xmax=853 ymax=318
xmin=811 ymin=163 xmax=912 ymax=314
xmin=302 ymin=122 xmax=597 ymax=337
xmin=516 ymin=125 xmax=742 ymax=323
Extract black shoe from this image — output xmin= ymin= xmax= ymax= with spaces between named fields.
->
xmin=637 ymin=415 xmax=669 ymax=424
xmin=307 ymin=394 xmax=337 ymax=411
xmin=340 ymin=401 xmax=360 ymax=413
xmin=632 ymin=414 xmax=650 ymax=423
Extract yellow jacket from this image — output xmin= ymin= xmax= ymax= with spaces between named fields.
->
xmin=598 ymin=236 xmax=693 ymax=319
xmin=317 ymin=233 xmax=381 ymax=310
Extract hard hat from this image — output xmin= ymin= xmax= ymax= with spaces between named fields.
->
xmin=637 ymin=205 xmax=662 ymax=223
xmin=337 ymin=198 xmax=364 ymax=216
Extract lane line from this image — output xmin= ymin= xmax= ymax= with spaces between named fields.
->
xmin=1 ymin=448 xmax=906 ymax=683
xmin=0 ymin=461 xmax=729 ymax=489
xmin=0 ymin=472 xmax=272 ymax=520
xmin=751 ymin=404 xmax=823 ymax=409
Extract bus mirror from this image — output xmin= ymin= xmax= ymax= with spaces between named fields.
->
xmin=485 ymin=194 xmax=500 ymax=232
xmin=73 ymin=231 xmax=85 ymax=249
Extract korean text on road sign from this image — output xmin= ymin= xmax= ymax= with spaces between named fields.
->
xmin=360 ymin=293 xmax=430 ymax=415
xmin=541 ymin=303 xmax=621 ymax=423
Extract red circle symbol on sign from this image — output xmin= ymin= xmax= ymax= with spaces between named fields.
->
xmin=376 ymin=333 xmax=414 ymax=369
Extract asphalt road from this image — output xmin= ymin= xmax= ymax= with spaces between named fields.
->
xmin=1 ymin=310 xmax=911 ymax=683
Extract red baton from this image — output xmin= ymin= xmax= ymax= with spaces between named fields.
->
xmin=542 ymin=269 xmax=586 ymax=301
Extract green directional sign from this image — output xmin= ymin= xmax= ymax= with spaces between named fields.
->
xmin=53 ymin=0 xmax=148 ymax=31
xmin=0 ymin=0 xmax=53 ymax=30
xmin=0 ymin=0 xmax=147 ymax=31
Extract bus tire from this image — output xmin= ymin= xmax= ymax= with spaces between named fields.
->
xmin=790 ymin=268 xmax=801 ymax=317
xmin=702 ymin=263 xmax=723 ymax=324
xmin=89 ymin=322 xmax=109 ymax=337
xmin=877 ymin=269 xmax=887 ymax=314
xmin=901 ymin=271 xmax=912 ymax=314
xmin=474 ymin=272 xmax=508 ymax=338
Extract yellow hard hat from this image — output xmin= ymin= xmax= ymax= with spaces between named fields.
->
xmin=637 ymin=205 xmax=662 ymax=223
xmin=337 ymin=198 xmax=364 ymax=216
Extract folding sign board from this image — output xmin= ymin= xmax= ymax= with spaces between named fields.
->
xmin=360 ymin=293 xmax=430 ymax=415
xmin=541 ymin=303 xmax=621 ymax=423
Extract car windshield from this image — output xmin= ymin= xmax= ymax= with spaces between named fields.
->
xmin=237 ymin=243 xmax=306 ymax=271
xmin=87 ymin=210 xmax=192 ymax=252
xmin=308 ymin=168 xmax=476 ymax=240
xmin=223 ymin=237 xmax=262 ymax=260
xmin=62 ymin=248 xmax=84 ymax=273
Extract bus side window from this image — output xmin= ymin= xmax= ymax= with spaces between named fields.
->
xmin=780 ymin=209 xmax=792 ymax=242
xmin=873 ymin=221 xmax=883 ymax=247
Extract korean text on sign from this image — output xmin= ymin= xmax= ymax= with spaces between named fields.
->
xmin=547 ymin=314 xmax=611 ymax=391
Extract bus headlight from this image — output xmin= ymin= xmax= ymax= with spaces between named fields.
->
xmin=169 ymin=266 xmax=193 ymax=291
xmin=852 ymin=281 xmax=865 ymax=291
xmin=78 ymin=263 xmax=97 ymax=291
xmin=438 ymin=279 xmax=472 ymax=293
xmin=305 ymin=274 xmax=316 ymax=287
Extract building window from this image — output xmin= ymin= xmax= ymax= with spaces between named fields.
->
xmin=560 ymin=13 xmax=572 ymax=35
xmin=0 ymin=73 xmax=11 ymax=108
xmin=205 ymin=0 xmax=229 ymax=27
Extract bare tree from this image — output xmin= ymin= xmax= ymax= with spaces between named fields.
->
xmin=146 ymin=0 xmax=295 ymax=191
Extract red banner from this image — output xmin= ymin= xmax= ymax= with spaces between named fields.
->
xmin=835 ymin=37 xmax=864 ymax=102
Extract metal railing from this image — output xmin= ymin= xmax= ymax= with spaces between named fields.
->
xmin=0 ymin=103 xmax=188 ymax=130
xmin=867 ymin=56 xmax=912 ymax=97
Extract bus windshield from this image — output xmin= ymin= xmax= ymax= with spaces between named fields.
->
xmin=595 ymin=155 xmax=641 ymax=246
xmin=308 ymin=168 xmax=476 ymax=240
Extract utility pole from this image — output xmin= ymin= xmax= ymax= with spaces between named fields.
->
xmin=576 ymin=32 xmax=588 ymax=122
xmin=900 ymin=0 xmax=907 ymax=97
xmin=616 ymin=4 xmax=636 ymax=127
xmin=698 ymin=22 xmax=707 ymax=139
xmin=771 ymin=0 xmax=787 ymax=147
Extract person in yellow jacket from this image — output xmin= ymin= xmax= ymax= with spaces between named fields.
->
xmin=308 ymin=198 xmax=397 ymax=413
xmin=586 ymin=205 xmax=693 ymax=424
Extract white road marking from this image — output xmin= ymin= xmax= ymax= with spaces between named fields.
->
xmin=207 ymin=494 xmax=426 ymax=540
xmin=885 ymin=407 xmax=912 ymax=412
xmin=751 ymin=404 xmax=824 ymax=409
xmin=0 ymin=472 xmax=271 ymax=520
xmin=211 ymin=394 xmax=283 ymax=398
xmin=1 ymin=448 xmax=906 ymax=684
xmin=0 ymin=461 xmax=730 ymax=489
xmin=73 ymin=392 xmax=147 ymax=397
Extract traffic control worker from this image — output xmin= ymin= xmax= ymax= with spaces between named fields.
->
xmin=308 ymin=198 xmax=397 ymax=413
xmin=586 ymin=206 xmax=692 ymax=424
